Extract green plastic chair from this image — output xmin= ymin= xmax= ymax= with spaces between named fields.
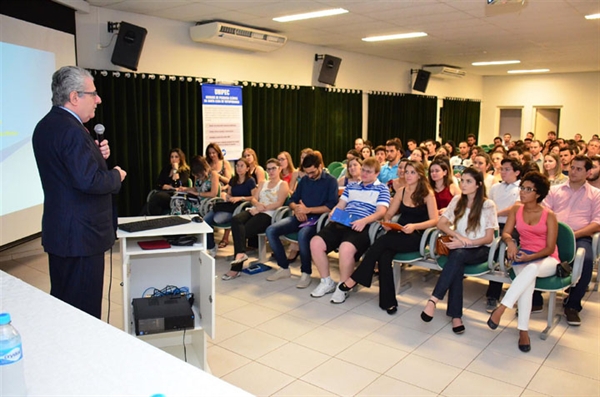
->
xmin=499 ymin=222 xmax=585 ymax=340
xmin=327 ymin=161 xmax=343 ymax=173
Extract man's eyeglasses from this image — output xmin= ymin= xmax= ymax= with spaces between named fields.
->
xmin=266 ymin=167 xmax=278 ymax=172
xmin=77 ymin=91 xmax=98 ymax=97
xmin=519 ymin=186 xmax=536 ymax=193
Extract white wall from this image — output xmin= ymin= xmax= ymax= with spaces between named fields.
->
xmin=75 ymin=6 xmax=482 ymax=102
xmin=481 ymin=72 xmax=600 ymax=144
xmin=75 ymin=7 xmax=599 ymax=147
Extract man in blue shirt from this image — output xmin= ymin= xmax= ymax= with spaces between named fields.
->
xmin=265 ymin=153 xmax=338 ymax=288
xmin=378 ymin=139 xmax=402 ymax=184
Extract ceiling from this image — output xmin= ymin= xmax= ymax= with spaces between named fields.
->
xmin=85 ymin=0 xmax=600 ymax=76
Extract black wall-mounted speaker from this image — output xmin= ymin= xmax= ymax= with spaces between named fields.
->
xmin=413 ymin=69 xmax=431 ymax=93
xmin=111 ymin=21 xmax=147 ymax=71
xmin=317 ymin=54 xmax=342 ymax=86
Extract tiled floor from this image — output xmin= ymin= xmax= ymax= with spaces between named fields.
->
xmin=1 ymin=236 xmax=599 ymax=397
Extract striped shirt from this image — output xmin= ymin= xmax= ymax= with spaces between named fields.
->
xmin=341 ymin=180 xmax=390 ymax=219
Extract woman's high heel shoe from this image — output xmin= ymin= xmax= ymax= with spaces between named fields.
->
xmin=452 ymin=319 xmax=465 ymax=334
xmin=421 ymin=299 xmax=436 ymax=322
xmin=487 ymin=308 xmax=500 ymax=330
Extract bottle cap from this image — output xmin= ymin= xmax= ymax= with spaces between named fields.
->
xmin=0 ymin=313 xmax=11 ymax=325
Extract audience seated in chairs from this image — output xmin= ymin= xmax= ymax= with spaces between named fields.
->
xmin=242 ymin=147 xmax=266 ymax=184
xmin=333 ymin=160 xmax=438 ymax=312
xmin=277 ymin=151 xmax=296 ymax=185
xmin=146 ymin=148 xmax=190 ymax=215
xmin=287 ymin=148 xmax=314 ymax=262
xmin=222 ymin=158 xmax=289 ymax=280
xmin=337 ymin=156 xmax=362 ymax=187
xmin=487 ymin=171 xmax=558 ymax=353
xmin=206 ymin=142 xmax=233 ymax=187
xmin=204 ymin=157 xmax=257 ymax=255
xmin=170 ymin=155 xmax=219 ymax=216
xmin=540 ymin=155 xmax=600 ymax=326
xmin=310 ymin=157 xmax=391 ymax=302
xmin=484 ymin=157 xmax=523 ymax=312
xmin=542 ymin=152 xmax=568 ymax=186
xmin=429 ymin=158 xmax=461 ymax=216
xmin=265 ymin=153 xmax=338 ymax=289
xmin=421 ymin=167 xmax=498 ymax=334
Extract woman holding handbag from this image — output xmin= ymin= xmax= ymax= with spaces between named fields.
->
xmin=204 ymin=157 xmax=257 ymax=252
xmin=486 ymin=172 xmax=558 ymax=352
xmin=421 ymin=167 xmax=498 ymax=334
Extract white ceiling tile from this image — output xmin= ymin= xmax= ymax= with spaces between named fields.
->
xmin=86 ymin=0 xmax=600 ymax=75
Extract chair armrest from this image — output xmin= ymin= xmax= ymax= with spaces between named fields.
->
xmin=571 ymin=247 xmax=586 ymax=286
xmin=429 ymin=229 xmax=442 ymax=260
xmin=593 ymin=232 xmax=599 ymax=264
xmin=420 ymin=227 xmax=436 ymax=257
xmin=316 ymin=212 xmax=329 ymax=234
xmin=146 ymin=189 xmax=160 ymax=202
xmin=487 ymin=236 xmax=502 ymax=270
xmin=271 ymin=206 xmax=291 ymax=225
xmin=233 ymin=201 xmax=252 ymax=216
xmin=369 ymin=222 xmax=384 ymax=244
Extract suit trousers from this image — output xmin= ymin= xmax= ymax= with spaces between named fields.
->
xmin=48 ymin=253 xmax=106 ymax=318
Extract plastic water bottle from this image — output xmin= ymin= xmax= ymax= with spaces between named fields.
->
xmin=0 ymin=313 xmax=27 ymax=396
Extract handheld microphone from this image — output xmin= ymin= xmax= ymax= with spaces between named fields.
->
xmin=94 ymin=124 xmax=105 ymax=143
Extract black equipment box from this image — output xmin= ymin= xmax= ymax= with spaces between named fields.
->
xmin=132 ymin=295 xmax=194 ymax=335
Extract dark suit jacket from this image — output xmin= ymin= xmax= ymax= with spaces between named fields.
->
xmin=32 ymin=106 xmax=122 ymax=257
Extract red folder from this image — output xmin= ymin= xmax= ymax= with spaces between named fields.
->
xmin=138 ymin=240 xmax=171 ymax=250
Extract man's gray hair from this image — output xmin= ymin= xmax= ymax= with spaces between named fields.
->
xmin=51 ymin=66 xmax=93 ymax=106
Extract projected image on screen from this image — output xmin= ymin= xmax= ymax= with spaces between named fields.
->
xmin=0 ymin=42 xmax=54 ymax=216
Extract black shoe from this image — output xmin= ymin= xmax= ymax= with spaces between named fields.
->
xmin=385 ymin=306 xmax=397 ymax=315
xmin=518 ymin=334 xmax=531 ymax=352
xmin=564 ymin=308 xmax=581 ymax=326
xmin=452 ymin=320 xmax=465 ymax=334
xmin=487 ymin=308 xmax=500 ymax=330
xmin=420 ymin=299 xmax=436 ymax=322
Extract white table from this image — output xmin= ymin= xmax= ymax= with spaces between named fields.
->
xmin=117 ymin=215 xmax=215 ymax=370
xmin=0 ymin=271 xmax=251 ymax=396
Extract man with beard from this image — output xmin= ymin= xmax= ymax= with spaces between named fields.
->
xmin=378 ymin=139 xmax=402 ymax=183
xmin=587 ymin=155 xmax=600 ymax=189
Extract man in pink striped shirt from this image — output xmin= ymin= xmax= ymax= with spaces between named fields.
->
xmin=543 ymin=155 xmax=600 ymax=325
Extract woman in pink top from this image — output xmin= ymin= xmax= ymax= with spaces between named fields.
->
xmin=487 ymin=171 xmax=559 ymax=353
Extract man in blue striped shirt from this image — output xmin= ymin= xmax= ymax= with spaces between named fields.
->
xmin=310 ymin=157 xmax=390 ymax=302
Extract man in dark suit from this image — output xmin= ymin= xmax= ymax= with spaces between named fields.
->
xmin=32 ymin=66 xmax=127 ymax=318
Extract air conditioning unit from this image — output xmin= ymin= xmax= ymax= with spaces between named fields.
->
xmin=423 ymin=65 xmax=466 ymax=78
xmin=190 ymin=22 xmax=287 ymax=52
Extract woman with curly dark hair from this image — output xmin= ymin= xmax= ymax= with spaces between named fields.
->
xmin=487 ymin=172 xmax=557 ymax=353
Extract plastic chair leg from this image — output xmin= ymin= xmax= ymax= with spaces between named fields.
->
xmin=258 ymin=233 xmax=267 ymax=262
xmin=392 ymin=262 xmax=412 ymax=295
xmin=540 ymin=291 xmax=561 ymax=340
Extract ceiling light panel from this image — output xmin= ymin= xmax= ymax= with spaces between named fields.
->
xmin=273 ymin=8 xmax=348 ymax=22
xmin=362 ymin=32 xmax=428 ymax=42
xmin=472 ymin=60 xmax=520 ymax=66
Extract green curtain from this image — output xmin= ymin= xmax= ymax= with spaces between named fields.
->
xmin=368 ymin=92 xmax=437 ymax=150
xmin=242 ymin=84 xmax=362 ymax=167
xmin=441 ymin=97 xmax=481 ymax=144
xmin=89 ymin=70 xmax=206 ymax=216
xmin=89 ymin=71 xmax=362 ymax=215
